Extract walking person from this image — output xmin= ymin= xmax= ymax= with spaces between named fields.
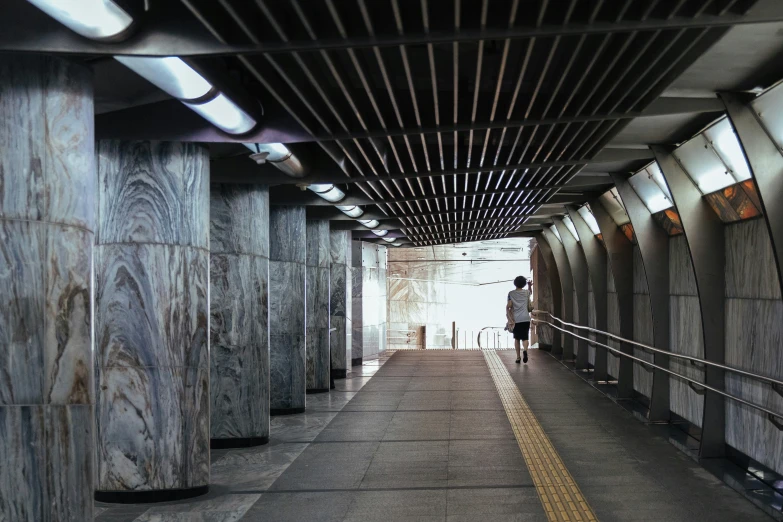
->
xmin=506 ymin=276 xmax=533 ymax=364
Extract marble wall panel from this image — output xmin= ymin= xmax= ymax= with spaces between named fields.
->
xmin=210 ymin=184 xmax=269 ymax=257
xmin=209 ymin=254 xmax=269 ymax=440
xmin=209 ymin=184 xmax=269 ymax=441
xmin=351 ymin=243 xmax=388 ymax=361
xmin=269 ymin=206 xmax=307 ymax=410
xmin=669 ymin=235 xmax=698 ymax=295
xmin=725 ymin=219 xmax=781 ymax=300
xmin=96 ymin=141 xmax=209 ymax=249
xmin=329 ymin=231 xmax=351 ymax=374
xmin=0 ymin=56 xmax=95 ymax=520
xmin=669 ymin=296 xmax=705 ymax=426
xmin=96 ymin=366 xmax=209 ymax=490
xmin=606 ymin=292 xmax=621 ymax=379
xmin=95 ymin=140 xmax=209 ymax=495
xmin=269 ymin=206 xmax=306 ymax=264
xmin=0 ymin=56 xmax=94 ymax=229
xmin=96 ymin=245 xmax=209 ymax=370
xmin=632 ymin=294 xmax=654 ymax=398
xmin=725 ymin=298 xmax=783 ymax=474
xmin=306 ymin=220 xmax=330 ymax=392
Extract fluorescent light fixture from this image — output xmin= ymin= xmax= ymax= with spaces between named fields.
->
xmin=336 ymin=205 xmax=364 ymax=218
xmin=371 ymin=229 xmax=389 ymax=237
xmin=550 ymin=225 xmax=562 ymax=242
xmin=28 ymin=0 xmax=133 ymax=40
xmin=628 ymin=166 xmax=673 ymax=213
xmin=308 ymin=184 xmax=346 ymax=203
xmin=184 ymin=93 xmax=256 ymax=135
xmin=114 ymin=56 xmax=212 ymax=100
xmin=704 ymin=118 xmax=751 ymax=182
xmin=598 ymin=188 xmax=630 ymax=226
xmin=382 ymin=237 xmax=396 ymax=243
xmin=562 ymin=216 xmax=579 ymax=241
xmin=358 ymin=219 xmax=380 ymax=229
xmin=577 ymin=205 xmax=601 ymax=235
xmin=674 ymin=135 xmax=734 ymax=194
xmin=243 ymin=142 xmax=291 ymax=161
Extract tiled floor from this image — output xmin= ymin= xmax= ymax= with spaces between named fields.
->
xmin=95 ymin=350 xmax=773 ymax=521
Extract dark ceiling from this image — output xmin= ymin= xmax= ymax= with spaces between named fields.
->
xmin=4 ymin=0 xmax=783 ymax=246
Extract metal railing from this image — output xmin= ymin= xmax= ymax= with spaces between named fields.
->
xmin=533 ymin=311 xmax=783 ymax=428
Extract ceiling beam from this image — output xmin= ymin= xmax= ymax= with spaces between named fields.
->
xmin=96 ymin=96 xmax=722 ymax=145
xmin=311 ymin=98 xmax=724 ymax=141
xmin=211 ymin=148 xmax=647 ymax=186
xmin=6 ymin=3 xmax=782 ymax=57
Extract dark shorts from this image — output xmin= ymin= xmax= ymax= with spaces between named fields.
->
xmin=512 ymin=322 xmax=530 ymax=341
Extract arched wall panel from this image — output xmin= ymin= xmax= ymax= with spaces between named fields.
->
xmin=612 ymin=174 xmax=671 ymax=422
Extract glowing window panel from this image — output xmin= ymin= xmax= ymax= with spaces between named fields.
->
xmin=308 ymin=184 xmax=345 ymax=203
xmin=114 ymin=56 xmax=212 ymax=100
xmin=184 ymin=93 xmax=256 ymax=135
xmin=674 ymin=134 xmax=734 ymax=194
xmin=336 ymin=205 xmax=364 ymax=218
xmin=703 ymin=118 xmax=751 ymax=182
xmin=28 ymin=0 xmax=133 ymax=40
xmin=628 ymin=167 xmax=673 ymax=213
xmin=550 ymin=225 xmax=562 ymax=242
xmin=371 ymin=229 xmax=389 ymax=237
xmin=358 ymin=219 xmax=380 ymax=229
xmin=577 ymin=205 xmax=601 ymax=235
xmin=645 ymin=162 xmax=672 ymax=199
xmin=751 ymin=82 xmax=783 ymax=153
xmin=562 ymin=216 xmax=579 ymax=241
xmin=598 ymin=188 xmax=630 ymax=226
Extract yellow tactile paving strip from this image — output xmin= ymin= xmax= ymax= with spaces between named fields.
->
xmin=483 ymin=350 xmax=598 ymax=522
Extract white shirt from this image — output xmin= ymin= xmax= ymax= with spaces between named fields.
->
xmin=508 ymin=288 xmax=532 ymax=323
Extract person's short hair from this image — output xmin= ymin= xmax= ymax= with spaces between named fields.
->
xmin=514 ymin=276 xmax=527 ymax=288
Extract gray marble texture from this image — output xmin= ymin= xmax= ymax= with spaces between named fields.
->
xmin=667 ymin=235 xmax=705 ymax=427
xmin=209 ymin=184 xmax=270 ymax=441
xmin=330 ymin=231 xmax=352 ymax=373
xmin=96 ymin=141 xmax=208 ymax=249
xmin=306 ymin=219 xmax=331 ymax=391
xmin=352 ymin=243 xmax=389 ymax=360
xmin=0 ymin=55 xmax=95 ymax=521
xmin=95 ymin=141 xmax=210 ymax=494
xmin=723 ymin=219 xmax=783 ymax=474
xmin=269 ymin=207 xmax=307 ymax=411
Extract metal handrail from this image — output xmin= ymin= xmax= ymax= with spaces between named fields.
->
xmin=534 ymin=310 xmax=783 ymax=389
xmin=532 ymin=313 xmax=783 ymax=426
xmin=477 ymin=326 xmax=513 ymax=350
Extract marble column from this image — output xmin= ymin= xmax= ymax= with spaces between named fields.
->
xmin=329 ymin=231 xmax=352 ymax=379
xmin=306 ymin=220 xmax=331 ymax=393
xmin=0 ymin=55 xmax=94 ymax=521
xmin=94 ymin=141 xmax=210 ymax=501
xmin=351 ymin=242 xmax=388 ymax=364
xmin=209 ymin=184 xmax=270 ymax=447
xmin=269 ymin=206 xmax=307 ymax=414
